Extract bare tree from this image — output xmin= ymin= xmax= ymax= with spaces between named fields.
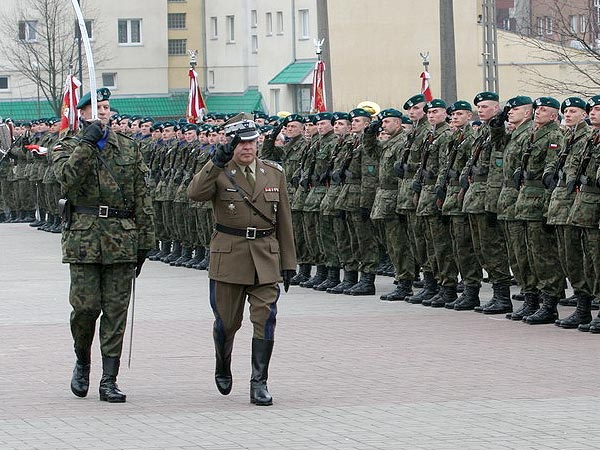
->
xmin=506 ymin=0 xmax=600 ymax=96
xmin=0 ymin=0 xmax=106 ymax=116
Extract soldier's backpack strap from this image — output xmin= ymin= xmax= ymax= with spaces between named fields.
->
xmin=223 ymin=171 xmax=276 ymax=226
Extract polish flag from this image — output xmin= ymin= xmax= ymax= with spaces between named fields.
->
xmin=310 ymin=60 xmax=327 ymax=113
xmin=420 ymin=70 xmax=433 ymax=102
xmin=60 ymin=74 xmax=81 ymax=133
xmin=187 ymin=69 xmax=207 ymax=123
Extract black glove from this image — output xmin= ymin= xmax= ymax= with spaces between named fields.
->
xmin=299 ymin=177 xmax=310 ymax=189
xmin=490 ymin=106 xmax=510 ymax=128
xmin=338 ymin=210 xmax=346 ymax=220
xmin=212 ymin=135 xmax=240 ymax=168
xmin=81 ymin=121 xmax=104 ymax=146
xmin=566 ymin=179 xmax=577 ymax=195
xmin=435 ymin=185 xmax=446 ymax=202
xmin=411 ymin=179 xmax=422 ymax=194
xmin=135 ymin=250 xmax=148 ymax=278
xmin=281 ymin=269 xmax=296 ymax=293
xmin=291 ymin=174 xmax=300 ymax=188
xmin=513 ymin=168 xmax=523 ymax=189
xmin=365 ymin=120 xmax=381 ymax=135
xmin=271 ymin=122 xmax=284 ymax=139
xmin=542 ymin=172 xmax=557 ymax=190
xmin=360 ymin=207 xmax=370 ymax=221
xmin=393 ymin=161 xmax=405 ymax=178
xmin=318 ymin=170 xmax=330 ymax=184
xmin=459 ymin=174 xmax=470 ymax=191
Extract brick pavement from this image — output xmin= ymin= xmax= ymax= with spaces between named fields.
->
xmin=1 ymin=223 xmax=600 ymax=450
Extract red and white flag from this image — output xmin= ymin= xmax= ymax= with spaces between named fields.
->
xmin=187 ymin=68 xmax=207 ymax=123
xmin=420 ymin=69 xmax=433 ymax=102
xmin=60 ymin=74 xmax=81 ymax=133
xmin=310 ymin=60 xmax=327 ymax=113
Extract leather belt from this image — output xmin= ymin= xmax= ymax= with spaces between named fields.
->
xmin=215 ymin=223 xmax=274 ymax=240
xmin=72 ymin=205 xmax=134 ymax=219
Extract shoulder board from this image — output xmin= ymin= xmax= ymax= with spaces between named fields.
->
xmin=261 ymin=159 xmax=284 ymax=171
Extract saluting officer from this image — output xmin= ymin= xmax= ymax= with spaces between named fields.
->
xmin=187 ymin=113 xmax=296 ymax=406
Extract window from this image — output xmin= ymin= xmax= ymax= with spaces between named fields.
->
xmin=251 ymin=10 xmax=257 ymax=28
xmin=580 ymin=15 xmax=587 ymax=34
xmin=569 ymin=15 xmax=578 ymax=33
xmin=266 ymin=12 xmax=273 ymax=36
xmin=276 ymin=11 xmax=284 ymax=34
xmin=168 ymin=13 xmax=186 ymax=29
xmin=168 ymin=39 xmax=187 ymax=55
xmin=18 ymin=20 xmax=37 ymax=42
xmin=208 ymin=70 xmax=215 ymax=88
xmin=270 ymin=88 xmax=280 ymax=113
xmin=536 ymin=17 xmax=544 ymax=36
xmin=226 ymin=15 xmax=235 ymax=42
xmin=118 ymin=19 xmax=142 ymax=44
xmin=299 ymin=9 xmax=309 ymax=39
xmin=102 ymin=72 xmax=117 ymax=88
xmin=251 ymin=34 xmax=258 ymax=53
xmin=545 ymin=16 xmax=553 ymax=35
xmin=75 ymin=19 xmax=94 ymax=40
xmin=0 ymin=76 xmax=9 ymax=90
xmin=210 ymin=16 xmax=218 ymax=39
xmin=296 ymin=86 xmax=311 ymax=113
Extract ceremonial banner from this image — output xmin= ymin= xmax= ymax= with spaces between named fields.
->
xmin=310 ymin=60 xmax=326 ymax=113
xmin=60 ymin=74 xmax=81 ymax=133
xmin=187 ymin=68 xmax=207 ymax=123
xmin=420 ymin=69 xmax=433 ymax=102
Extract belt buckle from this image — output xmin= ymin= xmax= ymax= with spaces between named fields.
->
xmin=98 ymin=205 xmax=109 ymax=218
xmin=246 ymin=226 xmax=257 ymax=240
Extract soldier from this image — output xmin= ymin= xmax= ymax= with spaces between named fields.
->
xmin=187 ymin=113 xmax=296 ymax=406
xmin=53 ymin=87 xmax=155 ymax=402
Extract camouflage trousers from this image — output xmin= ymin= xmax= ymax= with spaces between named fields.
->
xmin=293 ymin=211 xmax=310 ymax=265
xmin=320 ymin=214 xmax=340 ymax=268
xmin=425 ymin=214 xmax=457 ymax=287
xmin=0 ymin=178 xmax=11 ymax=211
xmin=209 ymin=279 xmax=279 ymax=341
xmin=16 ymin=180 xmax=35 ymax=210
xmin=582 ymin=228 xmax=600 ymax=297
xmin=43 ymin=181 xmax=60 ymax=215
xmin=502 ymin=220 xmax=536 ymax=293
xmin=333 ymin=212 xmax=357 ymax=272
xmin=525 ymin=221 xmax=564 ymax=299
xmin=153 ymin=201 xmax=167 ymax=241
xmin=162 ymin=201 xmax=176 ymax=242
xmin=407 ymin=210 xmax=431 ymax=273
xmin=347 ymin=211 xmax=379 ymax=274
xmin=376 ymin=215 xmax=413 ymax=281
xmin=173 ymin=202 xmax=194 ymax=247
xmin=450 ymin=215 xmax=482 ymax=287
xmin=69 ymin=263 xmax=134 ymax=358
xmin=302 ymin=211 xmax=324 ymax=265
xmin=194 ymin=208 xmax=213 ymax=248
xmin=555 ymin=225 xmax=587 ymax=295
xmin=467 ymin=213 xmax=512 ymax=285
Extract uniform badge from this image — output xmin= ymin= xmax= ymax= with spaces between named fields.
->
xmin=264 ymin=187 xmax=279 ymax=192
xmin=228 ymin=203 xmax=236 ymax=211
xmin=259 ymin=167 xmax=265 ymax=174
xmin=230 ymin=169 xmax=237 ymax=175
xmin=549 ymin=143 xmax=558 ymax=150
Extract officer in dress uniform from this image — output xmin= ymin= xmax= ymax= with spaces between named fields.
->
xmin=187 ymin=113 xmax=296 ymax=406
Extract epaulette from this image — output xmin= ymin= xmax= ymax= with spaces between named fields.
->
xmin=261 ymin=159 xmax=283 ymax=171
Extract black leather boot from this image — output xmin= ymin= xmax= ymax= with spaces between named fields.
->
xmin=526 ymin=293 xmax=559 ymax=324
xmin=70 ymin=348 xmax=91 ymax=398
xmin=380 ymin=280 xmax=413 ymax=301
xmin=214 ymin=334 xmax=234 ymax=395
xmin=39 ymin=213 xmax=52 ymax=231
xmin=250 ymin=338 xmax=274 ymax=406
xmin=184 ymin=247 xmax=204 ymax=268
xmin=406 ymin=272 xmax=438 ymax=304
xmin=588 ymin=313 xmax=600 ymax=333
xmin=314 ymin=267 xmax=341 ymax=291
xmin=196 ymin=247 xmax=211 ymax=270
xmin=172 ymin=246 xmax=192 ymax=266
xmin=149 ymin=241 xmax=169 ymax=261
xmin=300 ymin=265 xmax=327 ymax=288
xmin=559 ymin=293 xmax=578 ymax=307
xmin=453 ymin=285 xmax=480 ymax=311
xmin=0 ymin=212 xmax=6 ymax=223
xmin=433 ymin=285 xmax=457 ymax=308
xmin=508 ymin=292 xmax=540 ymax=320
xmin=50 ymin=215 xmax=62 ymax=233
xmin=345 ymin=272 xmax=376 ymax=296
xmin=290 ymin=263 xmax=311 ymax=285
xmin=327 ymin=270 xmax=358 ymax=294
xmin=557 ymin=295 xmax=593 ymax=329
xmin=164 ymin=241 xmax=182 ymax=263
xmin=482 ymin=283 xmax=513 ymax=314
xmin=99 ymin=357 xmax=126 ymax=403
xmin=29 ymin=209 xmax=44 ymax=227
xmin=22 ymin=210 xmax=36 ymax=222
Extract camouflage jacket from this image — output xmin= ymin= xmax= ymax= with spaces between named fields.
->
xmin=261 ymin=134 xmax=305 ymax=198
xmin=322 ymin=134 xmax=352 ymax=215
xmin=53 ymin=128 xmax=155 ymax=264
xmin=290 ymin=134 xmax=318 ymax=212
xmin=461 ymin=122 xmax=495 ymax=214
xmin=396 ymin=119 xmax=430 ymax=212
xmin=303 ymin=131 xmax=337 ymax=212
xmin=438 ymin=125 xmax=474 ymax=216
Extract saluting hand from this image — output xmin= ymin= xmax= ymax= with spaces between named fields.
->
xmin=212 ymin=134 xmax=241 ymax=168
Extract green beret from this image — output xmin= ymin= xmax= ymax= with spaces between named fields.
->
xmin=260 ymin=124 xmax=274 ymax=133
xmin=268 ymin=115 xmax=280 ymax=123
xmin=451 ymin=100 xmax=472 ymax=112
xmin=282 ymin=113 xmax=304 ymax=125
xmin=140 ymin=116 xmax=154 ymax=124
xmin=76 ymin=87 xmax=111 ymax=109
xmin=401 ymin=116 xmax=413 ymax=125
xmin=505 ymin=96 xmax=532 ymax=109
xmin=533 ymin=97 xmax=560 ymax=110
xmin=586 ymin=95 xmax=600 ymax=112
xmin=473 ymin=91 xmax=499 ymax=105
xmin=403 ymin=94 xmax=426 ymax=110
xmin=150 ymin=122 xmax=163 ymax=132
xmin=423 ymin=99 xmax=447 ymax=113
xmin=314 ymin=112 xmax=333 ymax=122
xmin=379 ymin=108 xmax=403 ymax=119
xmin=349 ymin=108 xmax=371 ymax=119
xmin=162 ymin=120 xmax=176 ymax=129
xmin=130 ymin=115 xmax=141 ymax=122
xmin=181 ymin=123 xmax=198 ymax=133
xmin=331 ymin=112 xmax=350 ymax=124
xmin=561 ymin=97 xmax=587 ymax=113
xmin=304 ymin=114 xmax=318 ymax=124
xmin=253 ymin=111 xmax=269 ymax=120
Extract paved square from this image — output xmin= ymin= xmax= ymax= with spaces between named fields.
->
xmin=1 ymin=223 xmax=599 ymax=450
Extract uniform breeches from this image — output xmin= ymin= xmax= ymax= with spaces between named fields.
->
xmin=69 ymin=263 xmax=134 ymax=358
xmin=467 ymin=213 xmax=511 ymax=285
xmin=382 ymin=215 xmax=413 ymax=281
xmin=555 ymin=225 xmax=587 ymax=295
xmin=320 ymin=214 xmax=339 ymax=268
xmin=209 ymin=279 xmax=279 ymax=341
xmin=347 ymin=211 xmax=379 ymax=274
xmin=450 ymin=215 xmax=482 ymax=287
xmin=526 ymin=221 xmax=564 ymax=299
xmin=502 ymin=220 xmax=535 ymax=292
xmin=333 ymin=213 xmax=357 ymax=271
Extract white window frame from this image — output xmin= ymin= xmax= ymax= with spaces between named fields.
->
xmin=0 ymin=76 xmax=9 ymax=91
xmin=102 ymin=72 xmax=117 ymax=89
xmin=270 ymin=88 xmax=280 ymax=113
xmin=210 ymin=16 xmax=218 ymax=39
xmin=545 ymin=16 xmax=553 ymax=35
xmin=226 ymin=15 xmax=235 ymax=43
xmin=276 ymin=11 xmax=284 ymax=35
xmin=537 ymin=17 xmax=544 ymax=36
xmin=266 ymin=12 xmax=273 ymax=36
xmin=299 ymin=9 xmax=309 ymax=39
xmin=580 ymin=15 xmax=587 ymax=34
xmin=208 ymin=70 xmax=215 ymax=88
xmin=18 ymin=20 xmax=38 ymax=42
xmin=118 ymin=19 xmax=142 ymax=45
xmin=250 ymin=10 xmax=257 ymax=28
xmin=569 ymin=15 xmax=577 ymax=34
xmin=251 ymin=34 xmax=258 ymax=53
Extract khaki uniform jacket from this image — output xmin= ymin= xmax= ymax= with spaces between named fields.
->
xmin=187 ymin=158 xmax=297 ymax=285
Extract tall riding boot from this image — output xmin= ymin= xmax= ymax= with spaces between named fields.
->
xmin=453 ymin=285 xmax=480 ymax=311
xmin=99 ymin=357 xmax=126 ymax=403
xmin=290 ymin=263 xmax=311 ymax=285
xmin=300 ymin=265 xmax=327 ymax=288
xmin=483 ymin=283 xmax=513 ymax=314
xmin=163 ymin=241 xmax=181 ymax=263
xmin=556 ymin=295 xmax=593 ymax=329
xmin=214 ymin=335 xmax=234 ymax=395
xmin=185 ymin=247 xmax=203 ymax=268
xmin=314 ymin=267 xmax=341 ymax=291
xmin=70 ymin=347 xmax=91 ymax=398
xmin=406 ymin=272 xmax=438 ymax=304
xmin=508 ymin=292 xmax=540 ymax=320
xmin=380 ymin=279 xmax=413 ymax=301
xmin=345 ymin=272 xmax=376 ymax=296
xmin=250 ymin=338 xmax=274 ymax=406
xmin=525 ymin=293 xmax=559 ymax=324
xmin=327 ymin=270 xmax=358 ymax=294
xmin=197 ymin=247 xmax=210 ymax=270
xmin=149 ymin=241 xmax=169 ymax=261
